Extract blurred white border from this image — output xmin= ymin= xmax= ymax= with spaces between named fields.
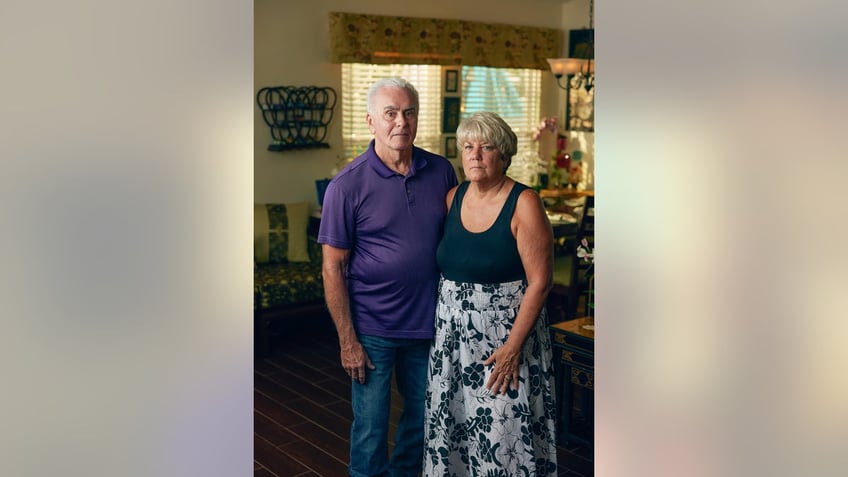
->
xmin=0 ymin=1 xmax=254 ymax=475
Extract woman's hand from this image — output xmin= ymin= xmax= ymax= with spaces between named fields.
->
xmin=483 ymin=344 xmax=521 ymax=395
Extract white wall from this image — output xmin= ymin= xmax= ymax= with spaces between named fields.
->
xmin=255 ymin=0 xmax=592 ymax=206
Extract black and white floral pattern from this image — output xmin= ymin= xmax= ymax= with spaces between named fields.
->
xmin=424 ymin=278 xmax=558 ymax=476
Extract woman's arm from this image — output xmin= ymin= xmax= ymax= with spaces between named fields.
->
xmin=484 ymin=188 xmax=553 ymax=394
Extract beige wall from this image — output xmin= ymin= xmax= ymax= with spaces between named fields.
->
xmin=255 ymin=0 xmax=592 ymax=206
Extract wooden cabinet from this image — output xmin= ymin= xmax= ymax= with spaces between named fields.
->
xmin=550 ymin=317 xmax=594 ymax=448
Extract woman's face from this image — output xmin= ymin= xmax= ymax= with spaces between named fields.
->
xmin=461 ymin=139 xmax=506 ymax=183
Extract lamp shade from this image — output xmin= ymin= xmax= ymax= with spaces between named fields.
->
xmin=546 ymin=58 xmax=594 ymax=77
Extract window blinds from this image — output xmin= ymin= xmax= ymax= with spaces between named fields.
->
xmin=461 ymin=66 xmax=541 ymax=164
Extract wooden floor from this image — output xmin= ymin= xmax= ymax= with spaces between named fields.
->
xmin=254 ymin=315 xmax=594 ymax=476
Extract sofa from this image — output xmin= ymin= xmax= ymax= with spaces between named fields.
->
xmin=254 ymin=202 xmax=327 ymax=357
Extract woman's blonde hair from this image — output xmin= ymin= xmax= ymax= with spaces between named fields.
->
xmin=456 ymin=112 xmax=518 ymax=170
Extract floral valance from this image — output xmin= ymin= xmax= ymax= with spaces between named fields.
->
xmin=328 ymin=12 xmax=560 ymax=70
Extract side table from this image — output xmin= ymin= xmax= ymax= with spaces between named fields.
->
xmin=550 ymin=317 xmax=594 ymax=448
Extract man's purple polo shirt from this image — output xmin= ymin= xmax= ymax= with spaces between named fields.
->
xmin=318 ymin=141 xmax=457 ymax=339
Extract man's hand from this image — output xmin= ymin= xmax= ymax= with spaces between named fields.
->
xmin=341 ymin=338 xmax=374 ymax=384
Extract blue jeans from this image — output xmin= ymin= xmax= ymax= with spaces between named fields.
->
xmin=350 ymin=334 xmax=430 ymax=477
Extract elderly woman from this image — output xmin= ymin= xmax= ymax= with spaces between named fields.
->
xmin=423 ymin=112 xmax=558 ymax=475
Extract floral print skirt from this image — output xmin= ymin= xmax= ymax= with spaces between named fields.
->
xmin=424 ymin=277 xmax=558 ymax=476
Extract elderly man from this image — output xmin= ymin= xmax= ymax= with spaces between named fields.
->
xmin=318 ymin=77 xmax=457 ymax=477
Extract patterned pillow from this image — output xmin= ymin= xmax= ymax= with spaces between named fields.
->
xmin=254 ymin=202 xmax=311 ymax=264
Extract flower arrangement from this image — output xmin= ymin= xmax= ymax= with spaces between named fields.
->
xmin=529 ymin=118 xmax=558 ymax=188
xmin=532 ymin=117 xmax=558 ymax=141
xmin=531 ymin=117 xmax=587 ymax=189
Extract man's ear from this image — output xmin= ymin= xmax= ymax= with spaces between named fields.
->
xmin=366 ymin=112 xmax=376 ymax=134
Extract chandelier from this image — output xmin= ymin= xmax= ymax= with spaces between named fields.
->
xmin=547 ymin=0 xmax=594 ymax=93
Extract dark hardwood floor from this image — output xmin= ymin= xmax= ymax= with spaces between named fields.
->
xmin=254 ymin=314 xmax=594 ymax=476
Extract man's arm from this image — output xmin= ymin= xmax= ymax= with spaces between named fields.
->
xmin=322 ymin=244 xmax=373 ymax=383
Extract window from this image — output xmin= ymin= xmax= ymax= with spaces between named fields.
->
xmin=342 ymin=64 xmax=541 ymax=183
xmin=461 ymin=66 xmax=541 ymax=183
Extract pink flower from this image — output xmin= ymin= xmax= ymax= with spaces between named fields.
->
xmin=531 ymin=117 xmax=558 ymax=141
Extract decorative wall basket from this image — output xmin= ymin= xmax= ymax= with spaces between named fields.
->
xmin=256 ymin=86 xmax=338 ymax=152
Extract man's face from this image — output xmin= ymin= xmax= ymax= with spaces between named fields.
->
xmin=366 ymin=87 xmax=418 ymax=152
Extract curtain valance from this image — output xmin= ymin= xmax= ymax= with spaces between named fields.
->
xmin=328 ymin=12 xmax=560 ymax=70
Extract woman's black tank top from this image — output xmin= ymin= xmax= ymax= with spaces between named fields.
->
xmin=436 ymin=181 xmax=527 ymax=284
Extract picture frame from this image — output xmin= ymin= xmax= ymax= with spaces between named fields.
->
xmin=442 ymin=97 xmax=461 ymax=133
xmin=568 ymin=28 xmax=594 ymax=59
xmin=444 ymin=136 xmax=457 ymax=159
xmin=444 ymin=70 xmax=458 ymax=93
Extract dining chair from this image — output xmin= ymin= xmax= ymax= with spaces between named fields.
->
xmin=572 ymin=195 xmax=594 ymax=318
xmin=546 ymin=196 xmax=590 ymax=323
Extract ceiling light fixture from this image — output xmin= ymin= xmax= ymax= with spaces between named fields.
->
xmin=547 ymin=0 xmax=594 ymax=92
